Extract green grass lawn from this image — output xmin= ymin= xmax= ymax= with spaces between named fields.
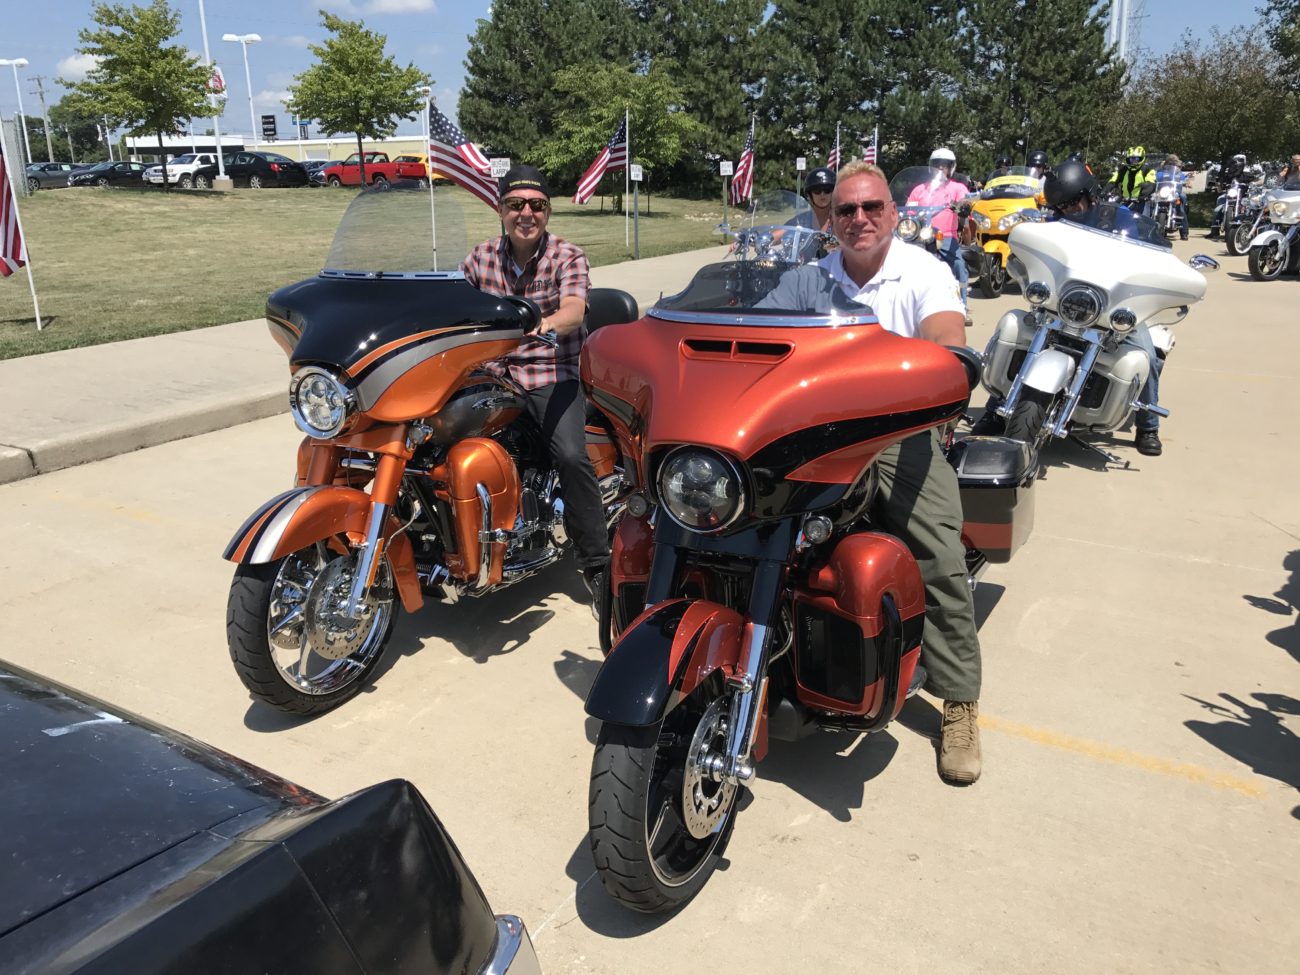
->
xmin=0 ymin=184 xmax=726 ymax=359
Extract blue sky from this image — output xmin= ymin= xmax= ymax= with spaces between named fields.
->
xmin=0 ymin=0 xmax=1267 ymax=142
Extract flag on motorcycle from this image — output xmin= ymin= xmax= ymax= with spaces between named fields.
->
xmin=862 ymin=126 xmax=879 ymax=166
xmin=573 ymin=117 xmax=628 ymax=204
xmin=428 ymin=103 xmax=498 ymax=209
xmin=827 ymin=123 xmax=841 ymax=171
xmin=1 ymin=141 xmax=29 ymax=278
xmin=729 ymin=117 xmax=755 ymax=206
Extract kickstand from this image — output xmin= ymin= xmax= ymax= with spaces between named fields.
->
xmin=1068 ymin=433 xmax=1129 ymax=468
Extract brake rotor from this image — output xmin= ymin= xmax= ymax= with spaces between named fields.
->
xmin=303 ymin=557 xmax=375 ymax=661
xmin=681 ymin=697 xmax=737 ymax=839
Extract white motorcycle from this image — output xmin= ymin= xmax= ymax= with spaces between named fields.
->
xmin=1246 ymin=187 xmax=1300 ymax=281
xmin=981 ymin=204 xmax=1217 ymax=462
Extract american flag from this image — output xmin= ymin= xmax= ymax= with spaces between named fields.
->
xmin=0 ymin=143 xmax=28 ymax=278
xmin=862 ymin=126 xmax=879 ymax=166
xmin=573 ymin=117 xmax=628 ymax=204
xmin=827 ymin=123 xmax=841 ymax=171
xmin=428 ymin=103 xmax=498 ymax=209
xmin=729 ymin=117 xmax=755 ymax=206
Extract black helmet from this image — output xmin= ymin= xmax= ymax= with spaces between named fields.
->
xmin=1067 ymin=151 xmax=1085 ymax=163
xmin=1044 ymin=159 xmax=1099 ymax=211
xmin=1026 ymin=149 xmax=1050 ymax=170
xmin=995 ymin=154 xmax=1013 ymax=168
xmin=804 ymin=167 xmax=836 ymax=194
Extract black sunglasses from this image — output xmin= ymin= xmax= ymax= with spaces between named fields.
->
xmin=502 ymin=197 xmax=551 ymax=213
xmin=833 ymin=200 xmax=888 ymax=218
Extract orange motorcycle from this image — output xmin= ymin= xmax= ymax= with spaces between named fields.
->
xmin=223 ymin=184 xmax=633 ymax=715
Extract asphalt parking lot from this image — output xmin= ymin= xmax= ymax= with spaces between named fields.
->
xmin=2 ymin=238 xmax=1297 ymax=973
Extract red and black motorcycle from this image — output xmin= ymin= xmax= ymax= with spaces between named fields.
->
xmin=580 ymin=223 xmax=1037 ymax=912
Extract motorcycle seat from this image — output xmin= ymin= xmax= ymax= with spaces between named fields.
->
xmin=587 ymin=288 xmax=639 ymax=331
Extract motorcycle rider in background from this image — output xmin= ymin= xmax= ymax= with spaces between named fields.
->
xmin=906 ymin=147 xmax=972 ymax=306
xmin=986 ymin=154 xmax=1014 ymax=184
xmin=1026 ymin=148 xmax=1051 ymax=180
xmin=970 ymin=160 xmax=1166 ymax=456
xmin=787 ymin=166 xmax=836 ymax=232
xmin=1149 ymin=153 xmax=1191 ymax=241
xmin=1281 ymin=154 xmax=1300 ymax=189
xmin=1208 ymin=152 xmax=1249 ymax=239
xmin=1108 ymin=146 xmax=1156 ymax=210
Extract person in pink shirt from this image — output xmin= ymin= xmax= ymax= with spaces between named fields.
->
xmin=905 ymin=147 xmax=971 ymax=305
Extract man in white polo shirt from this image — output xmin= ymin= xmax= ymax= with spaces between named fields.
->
xmin=820 ymin=159 xmax=983 ymax=784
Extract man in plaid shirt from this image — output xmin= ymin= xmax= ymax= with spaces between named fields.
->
xmin=460 ymin=165 xmax=610 ymax=600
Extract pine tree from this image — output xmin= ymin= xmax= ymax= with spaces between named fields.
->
xmin=459 ymin=0 xmax=641 ymax=160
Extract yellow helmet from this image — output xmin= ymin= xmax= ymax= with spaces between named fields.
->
xmin=1125 ymin=146 xmax=1145 ymax=162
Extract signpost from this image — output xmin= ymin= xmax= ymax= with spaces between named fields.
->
xmin=630 ymin=164 xmax=643 ymax=259
xmin=720 ymin=160 xmax=734 ymax=231
xmin=260 ymin=114 xmax=277 ymax=142
xmin=489 ymin=157 xmax=511 ymax=178
xmin=795 ymin=155 xmax=806 ymax=198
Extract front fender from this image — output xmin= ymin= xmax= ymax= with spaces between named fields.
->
xmin=1021 ymin=347 xmax=1076 ymax=395
xmin=1249 ymin=229 xmax=1285 ymax=249
xmin=223 ymin=485 xmax=422 ymax=612
xmin=585 ymin=599 xmax=745 ymax=727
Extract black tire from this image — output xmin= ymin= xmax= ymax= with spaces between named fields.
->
xmin=1004 ymin=389 xmax=1052 ymax=449
xmin=194 ymin=173 xmax=211 ymax=190
xmin=588 ymin=687 xmax=739 ymax=913
xmin=226 ymin=547 xmax=397 ymax=716
xmin=1248 ymin=242 xmax=1286 ymax=281
xmin=371 ymin=174 xmax=389 ymax=189
xmin=977 ymin=256 xmax=1005 ymax=299
xmin=178 ymin=173 xmax=193 ymax=189
xmin=1227 ymin=221 xmax=1254 ymax=257
xmin=248 ymin=174 xmax=265 ymax=189
xmin=328 ymin=175 xmax=342 ymax=187
xmin=26 ymin=177 xmax=39 ymax=193
xmin=95 ymin=176 xmax=108 ymax=187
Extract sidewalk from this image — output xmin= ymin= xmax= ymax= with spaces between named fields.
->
xmin=0 ymin=245 xmax=727 ymax=485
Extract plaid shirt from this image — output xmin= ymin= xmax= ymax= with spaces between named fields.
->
xmin=460 ymin=231 xmax=591 ymax=389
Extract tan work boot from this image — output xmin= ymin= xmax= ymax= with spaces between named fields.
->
xmin=939 ymin=700 xmax=982 ymax=784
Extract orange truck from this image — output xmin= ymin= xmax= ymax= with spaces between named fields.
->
xmin=321 ymin=152 xmax=427 ymax=187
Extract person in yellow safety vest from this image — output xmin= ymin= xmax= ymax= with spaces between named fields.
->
xmin=1107 ymin=146 xmax=1156 ymax=209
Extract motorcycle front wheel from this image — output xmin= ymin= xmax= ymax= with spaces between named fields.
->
xmin=1248 ymin=242 xmax=1286 ymax=281
xmin=1227 ymin=222 xmax=1253 ymax=256
xmin=588 ymin=685 xmax=740 ymax=913
xmin=1004 ymin=389 xmax=1054 ymax=451
xmin=227 ymin=543 xmax=397 ymax=716
xmin=977 ymin=256 xmax=1005 ymax=299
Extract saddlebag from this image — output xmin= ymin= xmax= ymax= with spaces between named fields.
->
xmin=948 ymin=435 xmax=1037 ymax=563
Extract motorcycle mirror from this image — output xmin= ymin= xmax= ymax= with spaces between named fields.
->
xmin=1188 ymin=255 xmax=1220 ymax=272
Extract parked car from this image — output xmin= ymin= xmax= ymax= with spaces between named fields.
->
xmin=321 ymin=151 xmax=426 ymax=187
xmin=67 ymin=160 xmax=150 ymax=187
xmin=392 ymin=152 xmax=448 ymax=185
xmin=24 ymin=161 xmax=87 ymax=191
xmin=304 ymin=158 xmax=346 ymax=187
xmin=0 ymin=661 xmax=541 ymax=974
xmin=143 ymin=152 xmax=218 ymax=188
xmin=191 ymin=151 xmax=309 ymax=189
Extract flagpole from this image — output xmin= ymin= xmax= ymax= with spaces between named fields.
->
xmin=835 ymin=121 xmax=840 ymax=169
xmin=421 ymin=89 xmax=437 ymax=270
xmin=624 ymin=106 xmax=630 ymax=249
xmin=1 ymin=133 xmax=42 ymax=331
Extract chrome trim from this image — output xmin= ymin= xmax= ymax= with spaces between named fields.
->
xmin=319 ymin=268 xmax=468 ymax=280
xmin=1057 ymin=283 xmax=1107 ymax=328
xmin=1050 ymin=333 xmax=1103 ymax=437
xmin=475 ymin=483 xmax=494 ymax=590
xmin=721 ymin=622 xmax=769 ymax=783
xmin=995 ymin=322 xmax=1052 ymax=417
xmin=480 ymin=915 xmax=542 ymax=975
xmin=289 ymin=366 xmax=357 ymax=439
xmin=646 ymin=308 xmax=877 ymax=328
xmin=249 ymin=488 xmax=328 ymax=564
xmin=344 ymin=501 xmax=389 ymax=618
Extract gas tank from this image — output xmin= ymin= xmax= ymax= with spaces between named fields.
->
xmin=424 ymin=377 xmax=525 ymax=446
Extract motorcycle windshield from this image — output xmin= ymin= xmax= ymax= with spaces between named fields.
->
xmin=324 ymin=180 xmax=474 ymax=274
xmin=981 ymin=168 xmax=1041 ymax=200
xmin=889 ymin=166 xmax=946 ymax=208
xmin=651 ymin=261 xmax=871 ymax=323
xmin=1060 ymin=202 xmax=1173 ymax=249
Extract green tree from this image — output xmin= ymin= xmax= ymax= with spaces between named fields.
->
xmin=633 ymin=0 xmax=766 ymax=196
xmin=49 ymin=93 xmax=109 ymax=163
xmin=532 ymin=63 xmax=707 ymax=206
xmin=960 ymin=0 xmax=1124 ymax=179
xmin=1107 ymin=28 xmax=1298 ymax=172
xmin=1261 ymin=0 xmax=1300 ymax=82
xmin=286 ymin=10 xmax=427 ymax=186
xmin=459 ymin=0 xmax=641 ymax=160
xmin=62 ymin=0 xmax=211 ymax=189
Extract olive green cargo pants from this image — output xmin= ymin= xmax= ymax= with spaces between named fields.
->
xmin=873 ymin=430 xmax=982 ymax=702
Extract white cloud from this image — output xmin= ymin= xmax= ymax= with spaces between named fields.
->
xmin=367 ymin=0 xmax=436 ymax=12
xmin=57 ymin=54 xmax=100 ymax=81
xmin=253 ymin=89 xmax=294 ymax=114
xmin=277 ymin=35 xmax=312 ymax=49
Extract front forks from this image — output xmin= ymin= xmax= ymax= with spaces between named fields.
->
xmin=340 ymin=444 xmax=408 ymax=619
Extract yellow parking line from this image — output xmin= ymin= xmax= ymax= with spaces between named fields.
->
xmin=980 ymin=713 xmax=1267 ymax=798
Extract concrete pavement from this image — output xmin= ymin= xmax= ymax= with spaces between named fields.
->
xmin=0 ymin=244 xmax=728 ymax=485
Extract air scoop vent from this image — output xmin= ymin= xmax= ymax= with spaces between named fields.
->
xmin=682 ymin=338 xmax=793 ymax=362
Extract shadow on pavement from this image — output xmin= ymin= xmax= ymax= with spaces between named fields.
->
xmin=760 ymin=730 xmax=900 ymax=822
xmin=563 ymin=839 xmax=682 ymax=937
xmin=1242 ymin=549 xmax=1300 ymax=663
xmin=1183 ymin=691 xmax=1300 ymax=799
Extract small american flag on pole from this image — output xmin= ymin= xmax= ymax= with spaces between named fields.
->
xmin=573 ymin=117 xmax=628 ymax=204
xmin=729 ymin=117 xmax=755 ymax=206
xmin=0 ymin=144 xmax=28 ymax=278
xmin=827 ymin=123 xmax=841 ymax=171
xmin=862 ymin=126 xmax=879 ymax=165
xmin=428 ymin=103 xmax=498 ymax=209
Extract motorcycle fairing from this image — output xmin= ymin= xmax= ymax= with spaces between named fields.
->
xmin=585 ymin=599 xmax=745 ymax=728
xmin=223 ymin=485 xmax=422 ymax=612
xmin=441 ymin=438 xmax=520 ymax=585
xmin=1019 ymin=347 xmax=1076 ymax=395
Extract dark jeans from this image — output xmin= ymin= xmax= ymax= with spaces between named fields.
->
xmin=523 ymin=380 xmax=610 ymax=570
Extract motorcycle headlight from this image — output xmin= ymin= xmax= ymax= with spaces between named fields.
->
xmin=1058 ymin=285 xmax=1105 ymax=328
xmin=657 ymin=447 xmax=746 ymax=533
xmin=997 ymin=212 xmax=1023 ymax=232
xmin=1025 ymin=281 xmax=1051 ymax=306
xmin=1156 ymin=185 xmax=1175 ymax=201
xmin=1271 ymin=201 xmax=1288 ymax=218
xmin=919 ymin=225 xmax=935 ymax=242
xmin=971 ymin=211 xmax=991 ymax=230
xmin=1109 ymin=308 xmax=1137 ymax=334
xmin=289 ymin=366 xmax=356 ymax=439
xmin=897 ymin=217 xmax=919 ymax=241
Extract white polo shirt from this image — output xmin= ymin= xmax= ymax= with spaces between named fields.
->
xmin=819 ymin=240 xmax=964 ymax=338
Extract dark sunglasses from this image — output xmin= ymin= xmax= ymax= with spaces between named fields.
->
xmin=833 ymin=200 xmax=888 ymax=218
xmin=502 ymin=197 xmax=551 ymax=213
xmin=809 ymin=188 xmax=832 ymax=196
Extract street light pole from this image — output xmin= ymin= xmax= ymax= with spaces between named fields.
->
xmin=196 ymin=0 xmax=228 ymax=185
xmin=0 ymin=58 xmax=31 ymax=166
xmin=223 ymin=33 xmax=262 ymax=150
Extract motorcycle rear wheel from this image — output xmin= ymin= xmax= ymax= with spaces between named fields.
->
xmin=1248 ymin=242 xmax=1286 ymax=281
xmin=588 ymin=686 xmax=739 ymax=913
xmin=227 ymin=544 xmax=396 ymax=716
xmin=1004 ymin=389 xmax=1053 ymax=451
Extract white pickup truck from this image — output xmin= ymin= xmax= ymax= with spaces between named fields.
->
xmin=143 ymin=153 xmax=218 ymax=188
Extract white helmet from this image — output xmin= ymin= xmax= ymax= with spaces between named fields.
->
xmin=929 ymin=147 xmax=957 ymax=169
